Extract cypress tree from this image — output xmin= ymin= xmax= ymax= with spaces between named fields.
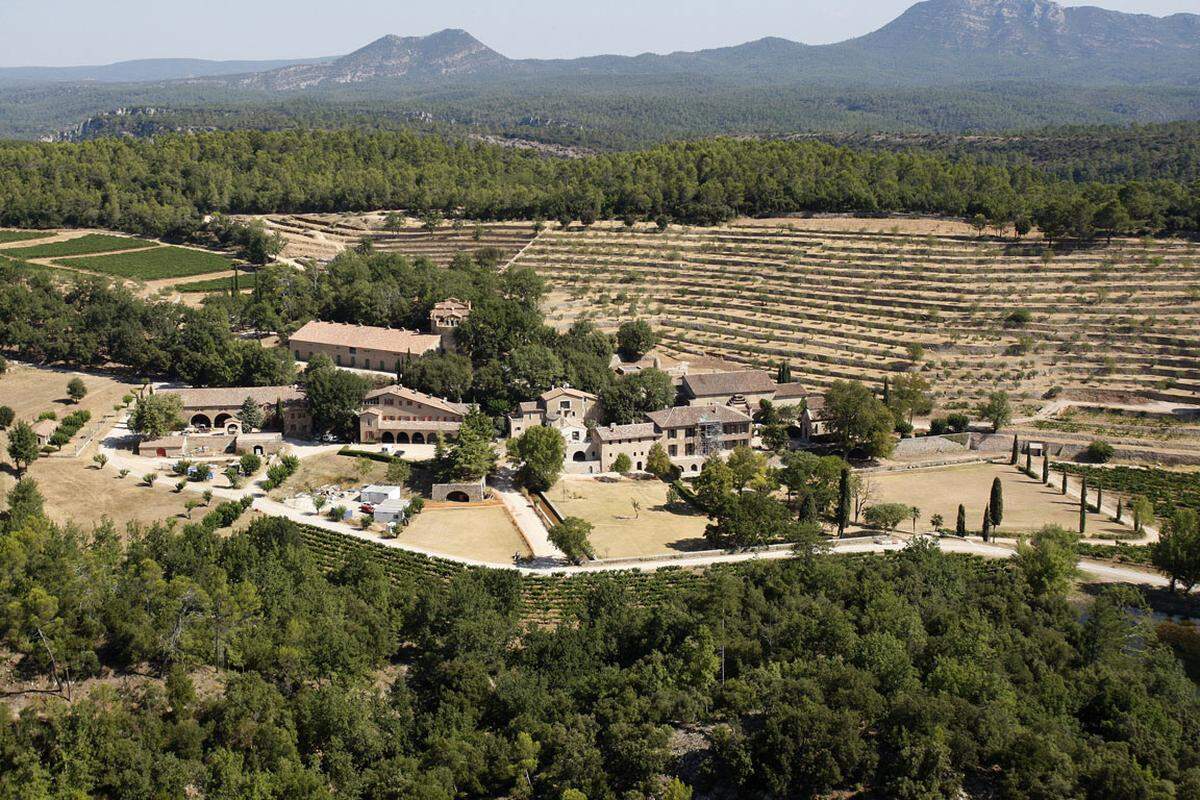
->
xmin=1095 ymin=481 xmax=1103 ymax=514
xmin=836 ymin=467 xmax=850 ymax=538
xmin=956 ymin=504 xmax=966 ymax=536
xmin=881 ymin=376 xmax=890 ymax=405
xmin=1116 ymin=497 xmax=1123 ymax=523
xmin=1061 ymin=470 xmax=1068 ymax=495
xmin=1010 ymin=435 xmax=1019 ymax=465
xmin=989 ymin=477 xmax=1004 ymax=528
xmin=1079 ymin=477 xmax=1088 ymax=534
xmin=1042 ymin=454 xmax=1049 ymax=484
xmin=982 ymin=504 xmax=992 ymax=542
xmin=800 ymin=493 xmax=818 ymax=524
xmin=1025 ymin=449 xmax=1032 ymax=475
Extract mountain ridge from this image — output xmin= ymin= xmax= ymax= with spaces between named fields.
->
xmin=3 ymin=0 xmax=1195 ymax=88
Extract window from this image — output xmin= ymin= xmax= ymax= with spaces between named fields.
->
xmin=336 ymin=354 xmax=342 ymax=366
xmin=349 ymin=347 xmax=357 ymax=354
xmin=669 ymin=445 xmax=677 ymax=457
xmin=294 ymin=350 xmax=301 ymax=359
xmin=560 ymin=400 xmax=571 ymax=410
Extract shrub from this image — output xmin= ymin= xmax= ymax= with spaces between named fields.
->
xmin=190 ymin=463 xmax=213 ymax=482
xmin=1086 ymin=440 xmax=1115 ymax=463
xmin=0 ymin=406 xmax=12 ymax=429
xmin=239 ymin=452 xmax=262 ymax=475
xmin=1005 ymin=309 xmax=1032 ymax=328
xmin=929 ymin=418 xmax=949 ymax=436
xmin=863 ymin=503 xmax=910 ymax=532
xmin=946 ymin=413 xmax=970 ymax=433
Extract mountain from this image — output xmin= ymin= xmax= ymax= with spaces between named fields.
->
xmin=156 ymin=0 xmax=1195 ymax=92
xmin=231 ymin=30 xmax=512 ymax=90
xmin=0 ymin=56 xmax=336 ymax=85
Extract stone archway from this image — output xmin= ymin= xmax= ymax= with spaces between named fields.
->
xmin=214 ymin=413 xmax=233 ymax=429
xmin=572 ymin=451 xmax=588 ymax=462
xmin=446 ymin=491 xmax=470 ymax=503
xmin=381 ymin=432 xmax=395 ymax=444
xmin=397 ymin=432 xmax=410 ymax=444
xmin=190 ymin=413 xmax=212 ymax=428
xmin=412 ymin=432 xmax=426 ymax=444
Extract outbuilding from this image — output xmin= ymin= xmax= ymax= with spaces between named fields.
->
xmin=373 ymin=497 xmax=412 ymax=526
xmin=361 ymin=485 xmax=403 ymax=505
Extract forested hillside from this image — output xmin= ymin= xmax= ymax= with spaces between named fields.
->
xmin=1 ymin=492 xmax=1197 ymax=798
xmin=0 ymin=131 xmax=1196 ymax=239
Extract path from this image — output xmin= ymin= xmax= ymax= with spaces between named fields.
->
xmin=490 ymin=468 xmax=565 ymax=562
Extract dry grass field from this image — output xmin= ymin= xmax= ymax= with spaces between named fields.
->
xmin=0 ymin=363 xmax=138 ymax=425
xmin=868 ymin=461 xmax=1132 ymax=539
xmin=397 ymin=504 xmax=531 ymax=563
xmin=550 ymin=477 xmax=711 ymax=558
xmin=514 ymin=218 xmax=1200 ymax=419
xmin=270 ymin=450 xmax=393 ymax=498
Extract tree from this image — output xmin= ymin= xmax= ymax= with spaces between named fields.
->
xmin=130 ymin=393 xmax=184 ymax=439
xmin=1130 ymin=495 xmax=1155 ymax=534
xmin=863 ymin=503 xmax=909 ymax=532
xmin=823 ymin=381 xmax=896 ymax=459
xmin=92 ymin=453 xmax=108 ymax=470
xmin=1015 ymin=525 xmax=1080 ymax=597
xmin=706 ymin=492 xmax=819 ymax=551
xmin=303 ymin=362 xmax=371 ymax=440
xmin=982 ymin=504 xmax=992 ymax=542
xmin=1010 ymin=435 xmax=1020 ymax=465
xmin=836 ymin=467 xmax=851 ymax=537
xmin=184 ymin=498 xmax=201 ymax=519
xmin=239 ymin=452 xmax=262 ymax=476
xmin=979 ymin=392 xmax=1012 ymax=433
xmin=887 ymin=374 xmax=933 ymax=425
xmin=400 ymin=352 xmax=474 ymax=402
xmin=66 ymin=377 xmax=87 ymax=404
xmin=0 ymin=406 xmax=12 ymax=429
xmin=1079 ymin=478 xmax=1088 ymax=534
xmin=989 ymin=477 xmax=1004 ymax=528
xmin=646 ymin=442 xmax=673 ymax=480
xmin=7 ymin=420 xmax=39 ymax=473
xmin=6 ymin=477 xmax=44 ymax=527
xmin=142 ymin=472 xmax=158 ymax=487
xmin=1094 ymin=199 xmax=1133 ymax=244
xmin=726 ymin=445 xmax=767 ymax=492
xmin=508 ymin=426 xmax=565 ymax=492
xmin=599 ymin=369 xmax=675 ymax=424
xmin=548 ymin=517 xmax=595 ymax=565
xmin=612 ymin=453 xmax=632 ymax=475
xmin=447 ymin=409 xmax=498 ymax=481
xmin=238 ymin=397 xmax=264 ymax=431
xmin=1086 ymin=440 xmax=1115 ymax=463
xmin=909 ymin=506 xmax=921 ymax=533
xmin=930 ymin=513 xmax=944 ymax=531
xmin=694 ymin=456 xmax=735 ymax=513
xmin=616 ymin=320 xmax=657 ymax=361
xmin=1152 ymin=509 xmax=1200 ymax=593
xmin=312 ymin=495 xmax=327 ymax=516
xmin=956 ymin=505 xmax=967 ymax=536
xmin=1042 ymin=454 xmax=1050 ymax=484
xmin=386 ymin=458 xmax=411 ymax=485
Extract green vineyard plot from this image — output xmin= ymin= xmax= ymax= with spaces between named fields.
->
xmin=5 ymin=233 xmax=157 ymax=259
xmin=57 ymin=245 xmax=234 ymax=280
xmin=0 ymin=230 xmax=52 ymax=244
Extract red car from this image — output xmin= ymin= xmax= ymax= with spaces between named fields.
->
xmin=359 ymin=503 xmax=375 ymax=514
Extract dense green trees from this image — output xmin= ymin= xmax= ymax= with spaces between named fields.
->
xmin=6 ymin=420 xmax=39 ymax=472
xmin=548 ymin=517 xmax=596 ymax=564
xmin=301 ymin=356 xmax=371 ymax=440
xmin=616 ymin=320 xmax=658 ymax=361
xmin=600 ymin=368 xmax=676 ymax=425
xmin=0 ymin=131 xmax=1196 ymax=239
xmin=507 ymin=425 xmax=565 ymax=491
xmin=0 ymin=490 xmax=1198 ymax=798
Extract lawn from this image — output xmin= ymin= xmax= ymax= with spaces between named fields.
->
xmin=398 ymin=505 xmax=531 ymax=564
xmin=57 ymin=246 xmax=234 ymax=280
xmin=4 ymin=233 xmax=157 ymax=259
xmin=550 ymin=476 xmax=711 ymax=558
xmin=868 ymin=461 xmax=1133 ymax=539
xmin=0 ymin=230 xmax=52 ymax=244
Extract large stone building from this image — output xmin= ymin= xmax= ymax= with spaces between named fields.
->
xmin=161 ymin=385 xmax=310 ymax=437
xmin=359 ymin=385 xmax=469 ymax=444
xmin=288 ymin=320 xmax=442 ymax=373
xmin=645 ymin=404 xmax=754 ymax=473
xmin=680 ymin=370 xmax=779 ymax=411
xmin=507 ymin=387 xmax=604 ymax=465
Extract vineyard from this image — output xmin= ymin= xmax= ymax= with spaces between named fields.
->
xmin=1055 ymin=463 xmax=1200 ymax=519
xmin=0 ymin=230 xmax=50 ymax=244
xmin=511 ymin=219 xmax=1200 ymax=413
xmin=57 ymin=245 xmax=234 ymax=280
xmin=2 ymin=233 xmax=156 ymax=259
xmin=251 ymin=213 xmax=538 ymax=266
xmin=295 ymin=523 xmax=710 ymax=624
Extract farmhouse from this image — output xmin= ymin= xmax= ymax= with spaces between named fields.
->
xmin=288 ymin=320 xmax=442 ymax=372
xmin=160 ymin=385 xmax=310 ymax=436
xmin=508 ymin=387 xmax=604 ymax=465
xmin=681 ymin=370 xmax=778 ymax=411
xmin=359 ymin=385 xmax=469 ymax=444
xmin=430 ymin=298 xmax=472 ymax=351
xmin=646 ymin=404 xmax=754 ymax=472
xmin=32 ymin=418 xmax=57 ymax=447
xmin=590 ymin=422 xmax=661 ymax=473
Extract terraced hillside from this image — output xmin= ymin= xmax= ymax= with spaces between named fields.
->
xmin=254 ymin=213 xmax=538 ymax=265
xmin=515 ymin=219 xmax=1200 ymax=414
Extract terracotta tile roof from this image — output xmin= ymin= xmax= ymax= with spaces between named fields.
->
xmin=646 ymin=404 xmax=752 ymax=428
xmin=432 ymin=298 xmax=472 ymax=313
xmin=32 ymin=418 xmax=58 ymax=436
xmin=541 ymin=386 xmax=597 ymax=402
xmin=160 ymin=385 xmax=303 ymax=409
xmin=773 ymin=382 xmax=809 ymax=399
xmin=592 ymin=422 xmax=659 ymax=442
xmin=363 ymin=385 xmax=469 ymax=417
xmin=683 ymin=370 xmax=776 ymax=398
xmin=512 ymin=401 xmax=540 ymax=415
xmin=289 ymin=320 xmax=441 ymax=355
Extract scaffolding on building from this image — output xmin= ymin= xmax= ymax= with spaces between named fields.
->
xmin=699 ymin=417 xmax=723 ymax=456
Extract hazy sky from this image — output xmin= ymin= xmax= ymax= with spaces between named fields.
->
xmin=0 ymin=0 xmax=1194 ymax=66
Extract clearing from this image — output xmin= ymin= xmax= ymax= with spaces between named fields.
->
xmin=868 ymin=461 xmax=1132 ymax=539
xmin=549 ymin=476 xmax=711 ymax=558
xmin=396 ymin=504 xmax=531 ymax=563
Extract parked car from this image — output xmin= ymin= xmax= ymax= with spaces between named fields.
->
xmin=359 ymin=503 xmax=375 ymax=514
